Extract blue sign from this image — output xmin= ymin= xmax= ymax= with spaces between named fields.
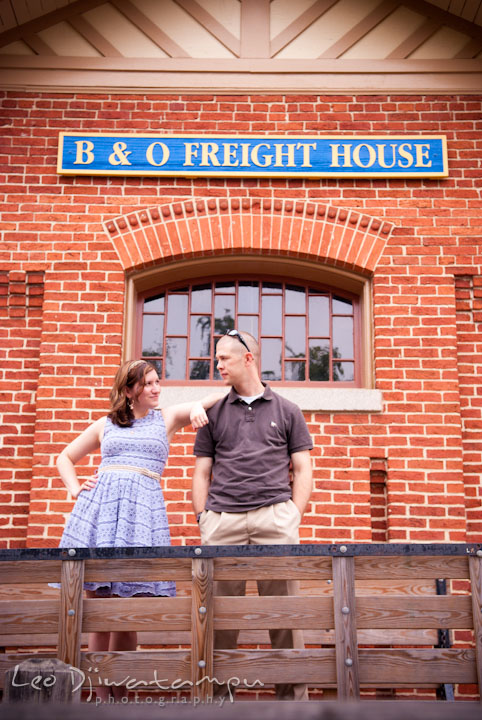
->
xmin=58 ymin=133 xmax=448 ymax=178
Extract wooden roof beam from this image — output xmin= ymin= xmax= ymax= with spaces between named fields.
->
xmin=112 ymin=0 xmax=190 ymax=58
xmin=69 ymin=14 xmax=122 ymax=57
xmin=403 ymin=0 xmax=482 ymax=44
xmin=23 ymin=34 xmax=56 ymax=56
xmin=387 ymin=18 xmax=440 ymax=59
xmin=319 ymin=0 xmax=399 ymax=59
xmin=270 ymin=0 xmax=339 ymax=58
xmin=0 ymin=0 xmax=107 ymax=49
xmin=174 ymin=0 xmax=240 ymax=57
xmin=240 ymin=0 xmax=270 ymax=58
xmin=454 ymin=37 xmax=482 ymax=58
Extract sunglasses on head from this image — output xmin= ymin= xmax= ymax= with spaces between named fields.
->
xmin=224 ymin=329 xmax=250 ymax=352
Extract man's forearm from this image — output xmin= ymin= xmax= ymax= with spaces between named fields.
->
xmin=292 ymin=473 xmax=313 ymax=517
xmin=192 ymin=458 xmax=213 ymax=515
xmin=291 ymin=450 xmax=313 ymax=518
xmin=192 ymin=481 xmax=209 ymax=515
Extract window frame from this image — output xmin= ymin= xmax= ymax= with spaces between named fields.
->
xmin=136 ymin=273 xmax=363 ymax=388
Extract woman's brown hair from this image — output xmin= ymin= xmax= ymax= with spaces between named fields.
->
xmin=108 ymin=359 xmax=157 ymax=427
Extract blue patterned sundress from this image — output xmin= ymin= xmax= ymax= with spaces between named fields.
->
xmin=57 ymin=409 xmax=175 ymax=597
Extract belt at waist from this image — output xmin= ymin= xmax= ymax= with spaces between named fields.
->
xmin=101 ymin=464 xmax=162 ymax=482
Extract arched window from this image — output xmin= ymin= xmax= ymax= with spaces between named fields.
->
xmin=138 ymin=277 xmax=361 ymax=386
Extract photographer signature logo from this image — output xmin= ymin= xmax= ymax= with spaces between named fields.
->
xmin=10 ymin=663 xmax=264 ymax=704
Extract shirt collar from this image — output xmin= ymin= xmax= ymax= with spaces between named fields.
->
xmin=228 ymin=383 xmax=273 ymax=404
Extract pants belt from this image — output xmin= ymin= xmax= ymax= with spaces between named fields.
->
xmin=103 ymin=464 xmax=161 ymax=482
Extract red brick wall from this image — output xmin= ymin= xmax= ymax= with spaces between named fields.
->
xmin=0 ymin=269 xmax=44 ymax=547
xmin=0 ymin=92 xmax=481 ymax=548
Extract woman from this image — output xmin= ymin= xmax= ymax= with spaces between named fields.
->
xmin=55 ymin=358 xmax=222 ymax=697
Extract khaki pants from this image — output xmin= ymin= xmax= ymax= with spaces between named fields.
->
xmin=199 ymin=500 xmax=308 ymax=701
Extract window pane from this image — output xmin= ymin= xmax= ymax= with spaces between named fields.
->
xmin=190 ymin=360 xmax=210 ymax=380
xmin=333 ymin=317 xmax=354 ymax=359
xmin=333 ymin=361 xmax=354 ymax=382
xmin=214 ymin=295 xmax=235 ymax=334
xmin=239 ymin=281 xmax=259 ymax=313
xmin=215 ymin=281 xmax=235 ymax=293
xmin=261 ymin=338 xmax=281 ymax=381
xmin=333 ymin=296 xmax=353 ymax=314
xmin=190 ymin=316 xmax=211 ymax=357
xmin=285 ymin=285 xmax=305 ymax=314
xmin=261 ymin=295 xmax=282 ymax=335
xmin=144 ymin=294 xmax=164 ymax=312
xmin=285 ymin=361 xmax=305 ymax=381
xmin=309 ymin=340 xmax=330 ymax=381
xmin=238 ymin=315 xmax=258 ymax=338
xmin=213 ymin=339 xmax=222 ymax=380
xmin=262 ymin=282 xmax=282 ymax=294
xmin=148 ymin=359 xmax=162 ymax=378
xmin=309 ymin=295 xmax=329 ymax=336
xmin=142 ymin=315 xmax=164 ymax=356
xmin=191 ymin=284 xmax=212 ymax=313
xmin=285 ymin=316 xmax=305 ymax=357
xmin=166 ymin=294 xmax=188 ymax=334
xmin=165 ymin=338 xmax=187 ymax=379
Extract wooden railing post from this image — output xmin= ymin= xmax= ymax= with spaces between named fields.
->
xmin=57 ymin=556 xmax=84 ymax=700
xmin=333 ymin=554 xmax=360 ymax=699
xmin=191 ymin=556 xmax=214 ymax=702
xmin=469 ymin=554 xmax=482 ymax=703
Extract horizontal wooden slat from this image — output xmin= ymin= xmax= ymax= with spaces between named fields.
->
xmin=0 ymin=560 xmax=62 ymax=583
xmin=212 ymin=648 xmax=336 ymax=684
xmin=358 ymin=648 xmax=477 ymax=685
xmin=0 ymin=600 xmax=59 ymax=634
xmin=356 ymin=596 xmax=473 ymax=629
xmin=354 ymin=579 xmax=438 ymax=596
xmin=214 ymin=556 xmax=333 ymax=580
xmin=214 ymin=596 xmax=334 ymax=630
xmin=84 ymin=558 xmax=192 ymax=582
xmin=0 ymin=578 xmax=442 ymax=601
xmin=80 ymin=649 xmax=191 ymax=687
xmin=355 ymin=555 xmax=469 ymax=580
xmin=137 ymin=628 xmax=440 ymax=647
xmin=0 ymin=584 xmax=60 ymax=600
xmin=2 ymin=648 xmax=475 ymax=690
xmin=294 ymin=579 xmax=439 ymax=597
xmin=0 ymin=627 xmax=441 ymax=649
xmin=0 ymin=651 xmax=192 ymax=690
xmin=82 ymin=597 xmax=191 ymax=632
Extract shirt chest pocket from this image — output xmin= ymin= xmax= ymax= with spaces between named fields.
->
xmin=266 ymin=421 xmax=287 ymax=447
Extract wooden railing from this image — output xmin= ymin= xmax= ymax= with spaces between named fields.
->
xmin=0 ymin=543 xmax=481 ymax=702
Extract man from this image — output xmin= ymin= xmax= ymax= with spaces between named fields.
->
xmin=192 ymin=329 xmax=313 ymax=701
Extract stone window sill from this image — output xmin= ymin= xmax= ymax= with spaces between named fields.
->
xmin=159 ymin=387 xmax=382 ymax=413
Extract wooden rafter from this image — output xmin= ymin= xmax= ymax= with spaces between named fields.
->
xmin=319 ymin=0 xmax=400 ymax=59
xmin=455 ymin=36 xmax=482 ymax=57
xmin=270 ymin=0 xmax=339 ymax=58
xmin=112 ymin=0 xmax=190 ymax=58
xmin=69 ymin=14 xmax=122 ymax=56
xmin=387 ymin=18 xmax=440 ymax=59
xmin=173 ymin=0 xmax=240 ymax=57
xmin=0 ymin=0 xmax=106 ymax=49
xmin=0 ymin=0 xmax=17 ymax=32
xmin=403 ymin=0 xmax=482 ymax=44
xmin=459 ymin=0 xmax=482 ymax=23
xmin=241 ymin=0 xmax=270 ymax=58
xmin=23 ymin=33 xmax=56 ymax=56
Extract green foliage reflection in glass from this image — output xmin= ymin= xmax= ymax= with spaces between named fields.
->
xmin=141 ymin=282 xmax=355 ymax=383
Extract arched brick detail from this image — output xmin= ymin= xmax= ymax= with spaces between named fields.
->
xmin=104 ymin=197 xmax=395 ymax=275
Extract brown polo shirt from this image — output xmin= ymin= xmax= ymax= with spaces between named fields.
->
xmin=193 ymin=384 xmax=313 ymax=512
